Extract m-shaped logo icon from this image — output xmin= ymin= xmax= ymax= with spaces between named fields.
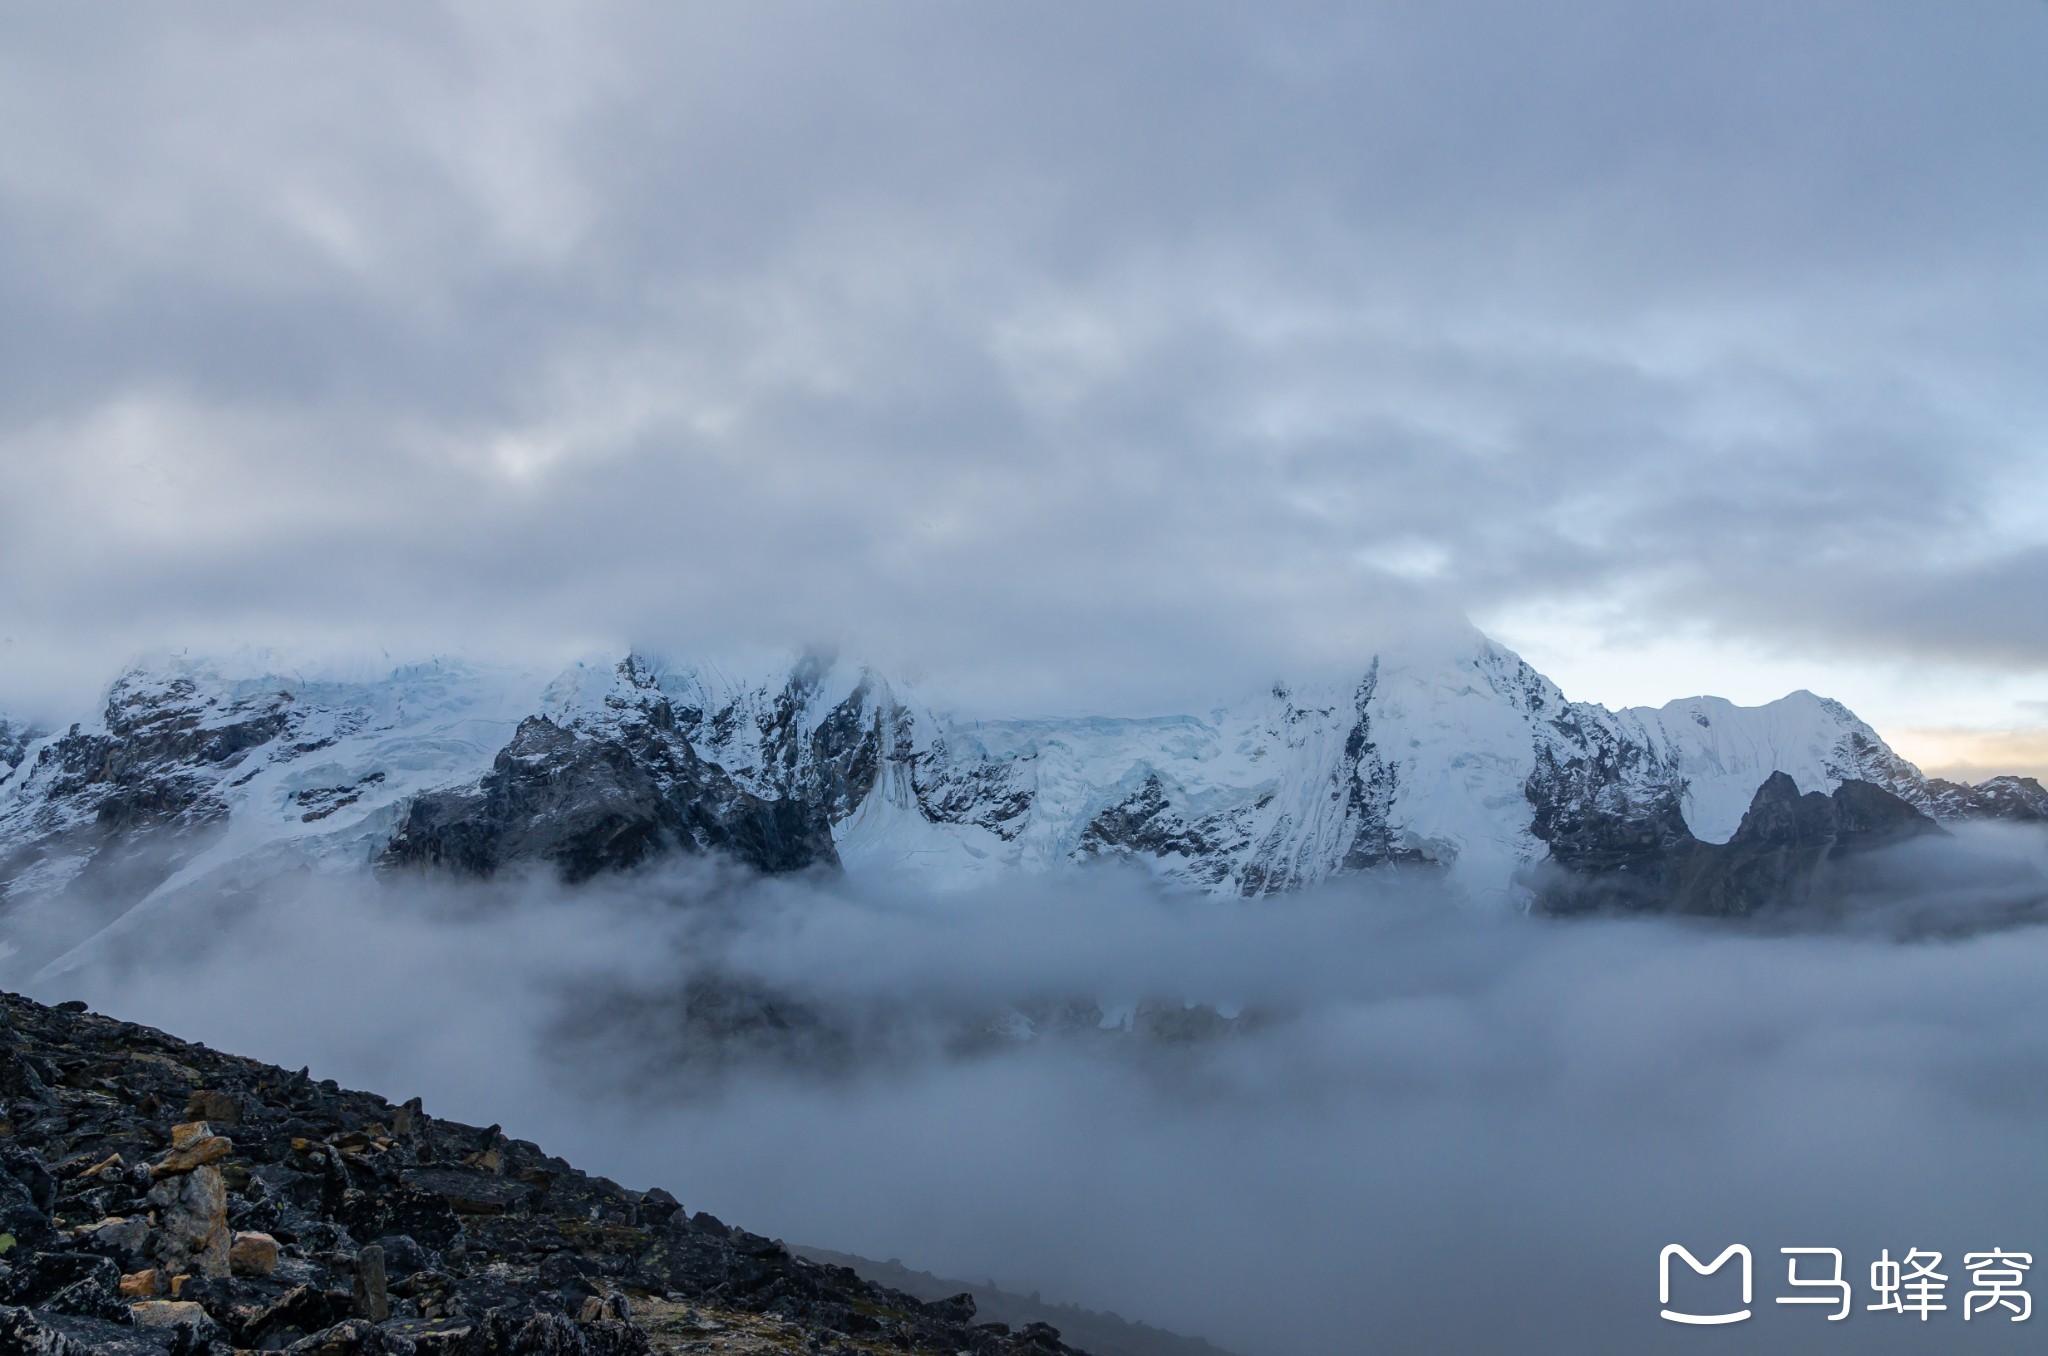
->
xmin=1661 ymin=1244 xmax=1753 ymax=1324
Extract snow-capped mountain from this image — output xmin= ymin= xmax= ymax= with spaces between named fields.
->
xmin=1 ymin=635 xmax=2041 ymax=963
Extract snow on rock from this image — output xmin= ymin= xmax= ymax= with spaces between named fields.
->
xmin=1623 ymin=691 xmax=1928 ymax=842
xmin=0 ymin=713 xmax=37 ymax=776
xmin=0 ymin=654 xmax=550 ymax=966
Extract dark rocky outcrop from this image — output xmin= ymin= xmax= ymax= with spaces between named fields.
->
xmin=755 ymin=657 xmax=888 ymax=823
xmin=1925 ymin=774 xmax=2048 ymax=823
xmin=0 ymin=677 xmax=294 ymax=918
xmin=0 ymin=989 xmax=1098 ymax=1355
xmin=30 ymin=678 xmax=291 ymax=836
xmin=1533 ymin=773 xmax=1959 ymax=918
xmin=1077 ymin=777 xmax=1224 ymax=868
xmin=637 ymin=652 xmax=896 ymax=828
xmin=1076 ymin=671 xmax=1442 ymax=897
xmin=0 ymin=719 xmax=37 ymax=775
xmin=1522 ymin=705 xmax=1688 ymax=882
xmin=909 ymin=731 xmax=1036 ymax=844
xmin=381 ymin=715 xmax=837 ymax=882
xmin=1335 ymin=664 xmax=1433 ymax=874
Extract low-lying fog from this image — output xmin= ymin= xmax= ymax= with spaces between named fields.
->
xmin=22 ymin=822 xmax=2048 ymax=1355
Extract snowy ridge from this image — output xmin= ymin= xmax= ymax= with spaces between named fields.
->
xmin=0 ymin=655 xmax=550 ymax=962
xmin=1623 ymin=692 xmax=1926 ymax=842
xmin=0 ymin=634 xmax=2033 ymax=965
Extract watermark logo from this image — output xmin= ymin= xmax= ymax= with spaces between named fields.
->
xmin=1661 ymin=1244 xmax=2032 ymax=1326
xmin=1660 ymin=1244 xmax=1752 ymax=1325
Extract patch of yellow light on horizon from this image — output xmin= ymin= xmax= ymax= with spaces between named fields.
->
xmin=1888 ymin=726 xmax=2048 ymax=786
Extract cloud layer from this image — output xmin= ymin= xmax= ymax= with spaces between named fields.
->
xmin=24 ymin=831 xmax=2048 ymax=1355
xmin=2 ymin=2 xmax=2047 ymax=730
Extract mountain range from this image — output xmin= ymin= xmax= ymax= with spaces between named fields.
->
xmin=2 ymin=634 xmax=2043 ymax=970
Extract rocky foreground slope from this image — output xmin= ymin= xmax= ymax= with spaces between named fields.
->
xmin=0 ymin=989 xmax=1097 ymax=1356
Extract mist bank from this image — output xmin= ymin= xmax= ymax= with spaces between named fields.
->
xmin=12 ymin=825 xmax=2048 ymax=1355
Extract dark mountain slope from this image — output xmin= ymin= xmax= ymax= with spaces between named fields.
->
xmin=1533 ymin=774 xmax=2048 ymax=924
xmin=0 ymin=990 xmax=1096 ymax=1356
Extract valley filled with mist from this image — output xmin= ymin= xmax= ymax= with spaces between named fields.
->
xmin=16 ymin=827 xmax=2048 ymax=1355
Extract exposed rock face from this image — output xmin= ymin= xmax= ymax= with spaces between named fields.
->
xmin=1523 ymin=699 xmax=1689 ymax=879
xmin=0 ymin=675 xmax=293 ymax=922
xmin=1925 ymin=774 xmax=2048 ymax=823
xmin=0 ymin=989 xmax=1097 ymax=1356
xmin=1073 ymin=669 xmax=1432 ymax=892
xmin=381 ymin=712 xmax=838 ymax=882
xmin=1077 ymin=775 xmax=1229 ymax=871
xmin=365 ymin=653 xmax=885 ymax=881
xmin=1533 ymin=774 xmax=1967 ymax=918
xmin=0 ymin=718 xmax=37 ymax=774
xmin=905 ymin=725 xmax=1035 ymax=842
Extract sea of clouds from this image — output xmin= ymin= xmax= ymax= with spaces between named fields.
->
xmin=18 ymin=824 xmax=2048 ymax=1355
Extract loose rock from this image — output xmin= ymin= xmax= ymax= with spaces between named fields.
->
xmin=74 ymin=1215 xmax=150 ymax=1270
xmin=352 ymin=1242 xmax=389 ymax=1321
xmin=150 ymin=1133 xmax=231 ymax=1178
xmin=229 ymin=1229 xmax=279 ymax=1276
xmin=127 ymin=1298 xmax=211 ymax=1329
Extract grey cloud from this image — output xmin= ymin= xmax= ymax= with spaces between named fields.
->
xmin=2 ymin=2 xmax=2046 ymax=716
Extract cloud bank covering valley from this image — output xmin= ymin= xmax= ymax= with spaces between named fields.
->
xmin=22 ymin=833 xmax=2048 ymax=1355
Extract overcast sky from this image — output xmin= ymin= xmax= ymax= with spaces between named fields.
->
xmin=2 ymin=2 xmax=2044 ymax=776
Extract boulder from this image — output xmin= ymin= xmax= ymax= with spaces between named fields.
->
xmin=72 ymin=1216 xmax=150 ymax=1271
xmin=229 ymin=1230 xmax=279 ymax=1276
xmin=150 ymin=1129 xmax=231 ymax=1179
xmin=145 ymin=1164 xmax=228 ymax=1278
xmin=351 ymin=1243 xmax=388 ymax=1321
xmin=127 ymin=1298 xmax=217 ymax=1334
